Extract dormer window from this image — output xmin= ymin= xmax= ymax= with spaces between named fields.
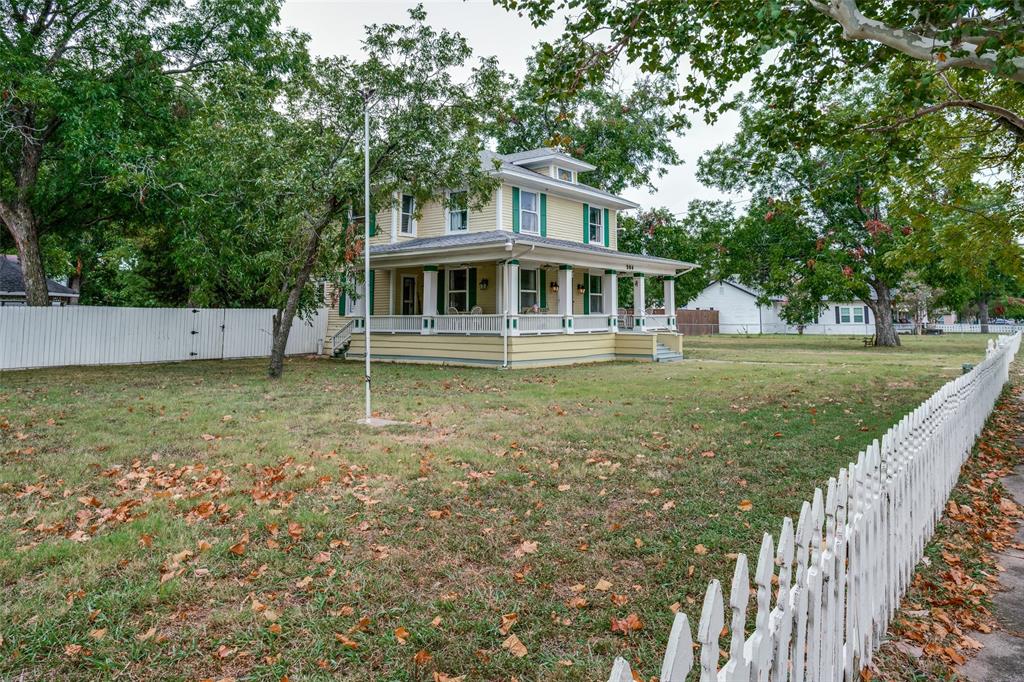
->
xmin=556 ymin=167 xmax=575 ymax=183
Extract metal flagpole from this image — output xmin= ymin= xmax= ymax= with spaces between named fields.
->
xmin=363 ymin=91 xmax=372 ymax=422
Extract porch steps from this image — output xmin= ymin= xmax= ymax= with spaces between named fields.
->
xmin=655 ymin=342 xmax=684 ymax=363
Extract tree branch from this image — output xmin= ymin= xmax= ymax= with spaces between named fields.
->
xmin=807 ymin=0 xmax=1024 ymax=83
xmin=862 ymin=98 xmax=1024 ymax=139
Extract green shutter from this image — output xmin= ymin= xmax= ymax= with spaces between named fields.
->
xmin=369 ymin=211 xmax=377 ymax=237
xmin=437 ymin=269 xmax=445 ymax=313
xmin=603 ymin=208 xmax=610 ymax=247
xmin=468 ymin=268 xmax=477 ymax=309
xmin=512 ymin=188 xmax=520 ymax=233
xmin=342 ymin=211 xmax=350 ymax=228
xmin=583 ymin=203 xmax=590 ymax=244
xmin=540 ymin=269 xmax=547 ymax=309
xmin=540 ymin=193 xmax=547 ymax=237
xmin=583 ymin=272 xmax=591 ymax=314
xmin=339 ymin=284 xmax=346 ymax=315
xmin=368 ymin=271 xmax=375 ymax=313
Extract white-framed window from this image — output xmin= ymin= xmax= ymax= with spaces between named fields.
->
xmin=520 ymin=190 xmax=539 ymax=234
xmin=556 ymin=167 xmax=574 ymax=183
xmin=589 ymin=274 xmax=603 ymax=314
xmin=447 ymin=190 xmax=468 ymax=232
xmin=839 ymin=306 xmax=864 ymax=323
xmin=519 ymin=268 xmax=539 ymax=312
xmin=400 ymin=194 xmax=415 ymax=235
xmin=448 ymin=268 xmax=468 ymax=313
xmin=589 ymin=206 xmax=603 ymax=243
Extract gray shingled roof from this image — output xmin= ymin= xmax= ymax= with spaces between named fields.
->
xmin=370 ymin=230 xmax=692 ymax=268
xmin=0 ymin=255 xmax=78 ymax=297
xmin=479 ymin=150 xmax=634 ymax=208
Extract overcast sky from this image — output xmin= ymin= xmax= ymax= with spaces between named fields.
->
xmin=280 ymin=0 xmax=744 ymax=215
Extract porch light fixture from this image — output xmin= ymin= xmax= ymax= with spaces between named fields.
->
xmin=576 ymin=283 xmax=586 ymax=295
xmin=549 ymin=281 xmax=559 ymax=293
xmin=479 ymin=278 xmax=489 ymax=290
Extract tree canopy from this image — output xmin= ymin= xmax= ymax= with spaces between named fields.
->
xmin=485 ymin=65 xmax=680 ymax=193
xmin=0 ymin=0 xmax=303 ymax=304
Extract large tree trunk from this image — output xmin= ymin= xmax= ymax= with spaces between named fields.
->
xmin=978 ymin=297 xmax=990 ymax=334
xmin=9 ymin=216 xmax=49 ymax=305
xmin=0 ymin=134 xmax=50 ymax=306
xmin=268 ymin=202 xmax=337 ymax=379
xmin=868 ymin=281 xmax=900 ymax=347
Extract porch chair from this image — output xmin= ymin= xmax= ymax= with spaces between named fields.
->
xmin=469 ymin=306 xmax=483 ymax=315
xmin=447 ymin=306 xmax=459 ymax=315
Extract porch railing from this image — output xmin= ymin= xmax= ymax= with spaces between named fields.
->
xmin=519 ymin=314 xmax=564 ymax=334
xmin=575 ymin=314 xmax=611 ymax=333
xmin=645 ymin=316 xmax=676 ymax=331
xmin=436 ymin=314 xmax=503 ymax=335
xmin=368 ymin=315 xmax=422 ymax=333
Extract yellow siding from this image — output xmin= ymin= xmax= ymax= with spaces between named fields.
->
xmin=614 ymin=333 xmax=656 ymax=359
xmin=371 ymin=269 xmax=391 ymax=315
xmin=346 ymin=330 xmax=655 ymax=367
xmin=501 ymin=185 xmax=513 ymax=232
xmin=370 ymin=184 xmax=619 ymax=248
xmin=347 ymin=334 xmax=505 ymax=366
xmin=414 ymin=201 xmax=445 ymax=239
xmin=656 ymin=332 xmax=684 ymax=354
xmin=508 ymin=334 xmax=616 ymax=363
xmin=544 ymin=193 xmax=584 ymax=242
xmin=474 ymin=263 xmax=498 ymax=313
xmin=475 ymin=188 xmax=499 ymax=232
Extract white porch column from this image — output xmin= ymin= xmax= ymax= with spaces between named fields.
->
xmin=506 ymin=259 xmax=520 ymax=336
xmin=633 ymin=273 xmax=646 ymax=330
xmin=422 ymin=266 xmax=438 ymax=335
xmin=604 ymin=270 xmax=618 ymax=332
xmin=663 ymin=276 xmax=676 ymax=330
xmin=558 ymin=265 xmax=574 ymax=333
xmin=354 ymin=281 xmax=367 ymax=330
xmin=388 ymin=269 xmax=396 ymax=315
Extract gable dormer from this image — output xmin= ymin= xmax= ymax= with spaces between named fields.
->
xmin=502 ymin=148 xmax=595 ymax=185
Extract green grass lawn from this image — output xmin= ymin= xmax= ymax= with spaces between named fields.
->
xmin=0 ymin=335 xmax=993 ymax=681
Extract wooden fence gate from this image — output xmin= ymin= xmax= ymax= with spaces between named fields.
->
xmin=676 ymin=309 xmax=719 ymax=335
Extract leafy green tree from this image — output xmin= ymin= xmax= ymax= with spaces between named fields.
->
xmin=495 ymin=0 xmax=1024 ymax=136
xmin=700 ymin=102 xmax=919 ymax=347
xmin=618 ymin=202 xmax=734 ymax=307
xmin=0 ymin=0 xmax=299 ymax=305
xmin=486 ymin=66 xmax=680 ymax=193
xmin=161 ymin=8 xmax=502 ymax=377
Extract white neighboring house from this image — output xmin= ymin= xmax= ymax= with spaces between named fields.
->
xmin=683 ymin=279 xmax=877 ymax=335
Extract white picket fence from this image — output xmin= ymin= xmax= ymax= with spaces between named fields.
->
xmin=610 ymin=332 xmax=1022 ymax=682
xmin=0 ymin=306 xmax=327 ymax=370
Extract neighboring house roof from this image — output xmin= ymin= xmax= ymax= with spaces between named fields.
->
xmin=707 ymin=278 xmax=785 ymax=302
xmin=480 ymin=149 xmax=638 ymax=210
xmin=704 ymin=278 xmax=879 ymax=303
xmin=0 ymin=255 xmax=78 ymax=298
xmin=369 ymin=230 xmax=697 ymax=276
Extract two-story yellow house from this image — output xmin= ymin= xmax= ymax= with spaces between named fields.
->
xmin=327 ymin=148 xmax=697 ymax=368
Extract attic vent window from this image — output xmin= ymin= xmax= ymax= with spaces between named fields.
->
xmin=556 ymin=167 xmax=574 ymax=183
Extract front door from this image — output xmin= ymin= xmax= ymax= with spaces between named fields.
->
xmin=401 ymin=276 xmax=417 ymax=315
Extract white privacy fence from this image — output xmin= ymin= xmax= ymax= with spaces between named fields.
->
xmin=609 ymin=332 xmax=1022 ymax=682
xmin=0 ymin=306 xmax=327 ymax=370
